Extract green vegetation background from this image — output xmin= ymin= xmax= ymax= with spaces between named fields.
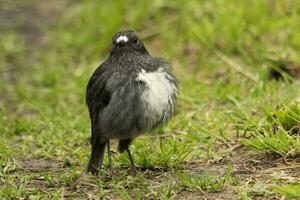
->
xmin=0 ymin=0 xmax=299 ymax=199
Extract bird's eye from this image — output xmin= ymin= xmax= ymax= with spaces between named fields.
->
xmin=133 ymin=38 xmax=138 ymax=44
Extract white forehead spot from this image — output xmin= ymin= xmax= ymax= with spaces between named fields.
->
xmin=116 ymin=35 xmax=128 ymax=43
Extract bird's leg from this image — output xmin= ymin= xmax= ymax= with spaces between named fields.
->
xmin=106 ymin=138 xmax=114 ymax=175
xmin=126 ymin=147 xmax=137 ymax=175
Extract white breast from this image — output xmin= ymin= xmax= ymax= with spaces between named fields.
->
xmin=136 ymin=68 xmax=177 ymax=125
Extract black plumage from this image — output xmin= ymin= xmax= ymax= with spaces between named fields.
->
xmin=86 ymin=30 xmax=178 ymax=175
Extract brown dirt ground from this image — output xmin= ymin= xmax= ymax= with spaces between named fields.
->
xmin=10 ymin=139 xmax=299 ymax=200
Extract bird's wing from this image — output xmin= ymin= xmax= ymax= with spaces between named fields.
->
xmin=85 ymin=63 xmax=111 ymax=173
xmin=86 ymin=63 xmax=111 ymax=125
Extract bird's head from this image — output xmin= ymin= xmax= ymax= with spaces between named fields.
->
xmin=110 ymin=30 xmax=149 ymax=56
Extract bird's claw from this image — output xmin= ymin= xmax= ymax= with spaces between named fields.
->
xmin=128 ymin=166 xmax=137 ymax=176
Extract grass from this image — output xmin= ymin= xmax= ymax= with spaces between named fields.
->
xmin=0 ymin=0 xmax=300 ymax=199
xmin=176 ymin=163 xmax=238 ymax=193
xmin=241 ymin=102 xmax=300 ymax=157
xmin=273 ymin=182 xmax=300 ymax=199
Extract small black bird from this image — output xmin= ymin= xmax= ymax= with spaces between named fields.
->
xmin=86 ymin=30 xmax=178 ymax=175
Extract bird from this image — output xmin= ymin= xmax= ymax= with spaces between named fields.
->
xmin=85 ymin=30 xmax=178 ymax=175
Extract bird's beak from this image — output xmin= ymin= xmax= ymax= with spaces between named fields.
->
xmin=116 ymin=35 xmax=128 ymax=45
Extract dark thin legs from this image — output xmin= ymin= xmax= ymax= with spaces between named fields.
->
xmin=126 ymin=148 xmax=135 ymax=168
xmin=126 ymin=147 xmax=137 ymax=175
xmin=107 ymin=139 xmax=114 ymax=173
xmin=87 ymin=137 xmax=136 ymax=176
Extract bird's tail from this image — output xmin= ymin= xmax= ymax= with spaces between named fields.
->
xmin=86 ymin=135 xmax=106 ymax=175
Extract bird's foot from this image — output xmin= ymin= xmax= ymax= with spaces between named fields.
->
xmin=108 ymin=169 xmax=115 ymax=176
xmin=128 ymin=166 xmax=137 ymax=176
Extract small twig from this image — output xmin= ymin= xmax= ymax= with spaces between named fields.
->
xmin=229 ymin=144 xmax=243 ymax=152
xmin=145 ymin=134 xmax=174 ymax=139
xmin=217 ymin=137 xmax=232 ymax=148
xmin=214 ymin=51 xmax=258 ymax=82
xmin=173 ymin=130 xmax=189 ymax=135
xmin=260 ymin=164 xmax=300 ymax=173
